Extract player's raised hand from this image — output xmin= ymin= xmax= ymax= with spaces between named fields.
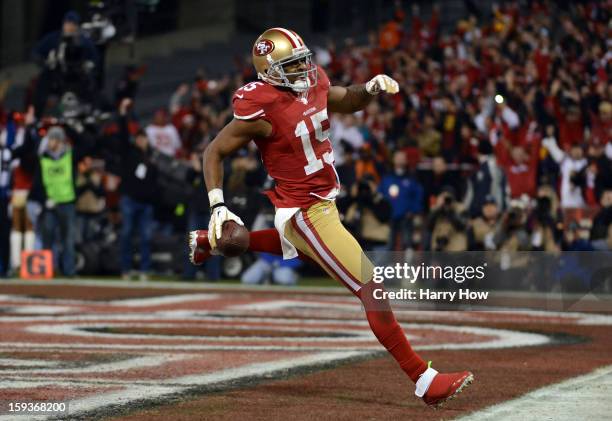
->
xmin=366 ymin=74 xmax=399 ymax=95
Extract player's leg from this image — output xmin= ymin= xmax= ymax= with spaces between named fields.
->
xmin=284 ymin=200 xmax=473 ymax=406
xmin=189 ymin=228 xmax=316 ymax=265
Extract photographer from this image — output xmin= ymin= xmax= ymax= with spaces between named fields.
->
xmin=467 ymin=195 xmax=500 ymax=250
xmin=338 ymin=175 xmax=392 ymax=250
xmin=491 ymin=200 xmax=531 ymax=252
xmin=527 ymin=186 xmax=561 ymax=252
xmin=427 ymin=187 xmax=468 ymax=252
xmin=116 ymin=98 xmax=158 ymax=280
xmin=32 ymin=11 xmax=99 ymax=117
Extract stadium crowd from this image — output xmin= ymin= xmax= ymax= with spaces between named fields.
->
xmin=0 ymin=2 xmax=610 ymax=281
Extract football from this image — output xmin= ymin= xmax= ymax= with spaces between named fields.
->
xmin=216 ymin=221 xmax=250 ymax=257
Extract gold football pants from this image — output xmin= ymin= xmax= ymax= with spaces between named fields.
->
xmin=284 ymin=200 xmax=374 ymax=295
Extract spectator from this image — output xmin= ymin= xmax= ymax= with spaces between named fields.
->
xmin=464 ymin=140 xmax=509 ymax=217
xmin=542 ymin=131 xmax=588 ymax=209
xmin=145 ymin=109 xmax=182 ymax=157
xmin=494 ymin=126 xmax=541 ymax=199
xmin=330 ymin=114 xmax=365 ymax=165
xmin=336 ymin=144 xmax=357 ymax=191
xmin=1 ymin=110 xmax=35 ymax=275
xmin=420 ymin=156 xmax=462 ymax=211
xmin=379 ymin=150 xmax=423 ymax=250
xmin=241 ymin=254 xmax=301 ymax=286
xmin=416 ymin=114 xmax=442 ymax=157
xmin=592 ymin=141 xmax=612 ymax=200
xmin=16 ymin=124 xmax=93 ymax=276
xmin=354 ymin=144 xmax=383 ymax=183
xmin=0 ymin=115 xmax=14 ymax=276
xmin=117 ymin=99 xmax=158 ymax=280
xmin=591 ymin=190 xmax=612 ymax=243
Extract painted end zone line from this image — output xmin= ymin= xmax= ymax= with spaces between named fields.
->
xmin=456 ymin=364 xmax=612 ymax=421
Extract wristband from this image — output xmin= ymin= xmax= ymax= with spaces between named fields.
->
xmin=208 ymin=188 xmax=224 ymax=207
xmin=210 ymin=202 xmax=226 ymax=211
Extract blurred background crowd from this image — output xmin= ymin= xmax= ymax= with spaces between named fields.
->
xmin=0 ymin=0 xmax=610 ymax=285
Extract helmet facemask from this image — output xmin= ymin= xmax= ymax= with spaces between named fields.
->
xmin=259 ymin=49 xmax=318 ymax=93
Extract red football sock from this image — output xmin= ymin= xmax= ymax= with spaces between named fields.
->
xmin=358 ymin=281 xmax=428 ymax=383
xmin=248 ymin=229 xmax=284 ymax=255
xmin=196 ymin=228 xmax=316 ymax=265
xmin=249 ymin=229 xmax=316 ymax=265
xmin=195 ymin=229 xmax=282 ymax=254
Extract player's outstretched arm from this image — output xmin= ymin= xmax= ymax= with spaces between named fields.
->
xmin=202 ymin=118 xmax=272 ymax=246
xmin=327 ymin=74 xmax=399 ymax=114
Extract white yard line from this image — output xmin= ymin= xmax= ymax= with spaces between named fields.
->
xmin=0 ymin=358 xmax=61 ymax=367
xmin=456 ymin=364 xmax=612 ymax=421
xmin=0 ymin=354 xmax=185 ymax=375
xmin=108 ymin=293 xmax=220 ymax=306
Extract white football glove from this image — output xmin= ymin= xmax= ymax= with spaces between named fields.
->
xmin=208 ymin=206 xmax=244 ymax=249
xmin=365 ymin=74 xmax=399 ymax=95
xmin=207 ymin=189 xmax=244 ymax=249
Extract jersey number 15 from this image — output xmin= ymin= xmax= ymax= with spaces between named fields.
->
xmin=294 ymin=108 xmax=333 ymax=176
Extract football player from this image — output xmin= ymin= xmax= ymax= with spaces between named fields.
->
xmin=189 ymin=27 xmax=473 ymax=407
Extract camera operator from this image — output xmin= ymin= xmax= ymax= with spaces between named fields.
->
xmin=338 ymin=175 xmax=392 ymax=250
xmin=427 ymin=187 xmax=468 ymax=251
xmin=32 ymin=11 xmax=100 ymax=117
xmin=491 ymin=200 xmax=531 ymax=252
xmin=527 ymin=186 xmax=561 ymax=252
xmin=467 ymin=195 xmax=500 ymax=250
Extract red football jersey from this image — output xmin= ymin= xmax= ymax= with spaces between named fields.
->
xmin=232 ymin=67 xmax=339 ymax=208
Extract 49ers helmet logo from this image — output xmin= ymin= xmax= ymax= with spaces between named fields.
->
xmin=254 ymin=39 xmax=275 ymax=56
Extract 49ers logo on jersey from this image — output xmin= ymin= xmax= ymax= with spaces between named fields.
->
xmin=254 ymin=39 xmax=275 ymax=56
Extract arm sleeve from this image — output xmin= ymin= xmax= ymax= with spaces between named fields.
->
xmin=542 ymin=136 xmax=565 ymax=163
xmin=232 ymin=93 xmax=266 ymax=121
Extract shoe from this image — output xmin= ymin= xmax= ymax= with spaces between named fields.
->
xmin=188 ymin=230 xmax=211 ymax=265
xmin=416 ymin=365 xmax=474 ymax=408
